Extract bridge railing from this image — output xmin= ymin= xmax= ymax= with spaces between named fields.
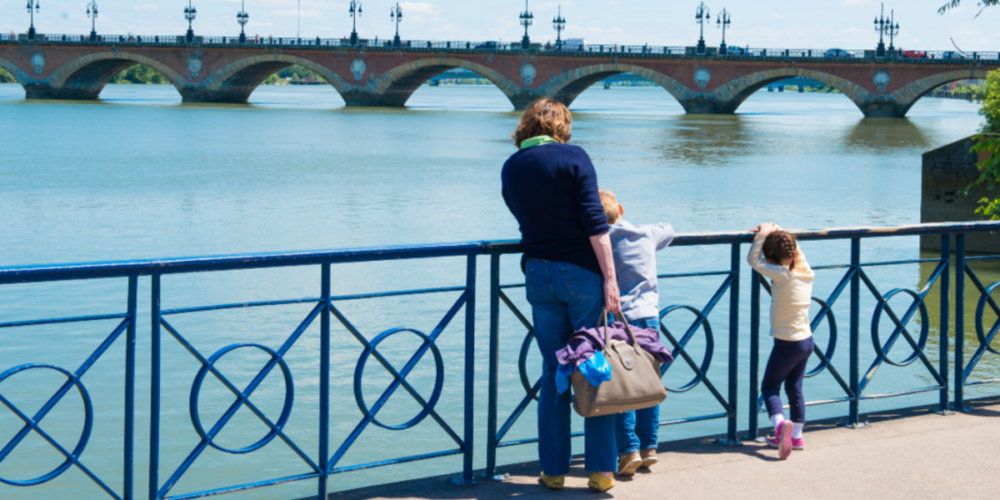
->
xmin=2 ymin=222 xmax=1000 ymax=499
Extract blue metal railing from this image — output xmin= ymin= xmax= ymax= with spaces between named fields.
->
xmin=2 ymin=222 xmax=1000 ymax=499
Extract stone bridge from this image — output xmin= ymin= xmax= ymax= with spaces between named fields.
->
xmin=1 ymin=40 xmax=997 ymax=118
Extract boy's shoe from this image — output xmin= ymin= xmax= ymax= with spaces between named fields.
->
xmin=588 ymin=473 xmax=616 ymax=492
xmin=639 ymin=449 xmax=658 ymax=469
xmin=540 ymin=473 xmax=565 ymax=490
xmin=617 ymin=452 xmax=643 ymax=476
xmin=792 ymin=437 xmax=805 ymax=450
xmin=765 ymin=420 xmax=794 ymax=460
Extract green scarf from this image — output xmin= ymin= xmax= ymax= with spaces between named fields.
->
xmin=520 ymin=135 xmax=559 ymax=150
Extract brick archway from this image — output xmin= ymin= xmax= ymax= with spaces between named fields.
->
xmin=534 ymin=63 xmax=696 ymax=108
xmin=40 ymin=51 xmax=186 ymax=100
xmin=707 ymin=67 xmax=869 ymax=114
xmin=360 ymin=57 xmax=524 ymax=107
xmin=889 ymin=68 xmax=991 ymax=117
xmin=193 ymin=54 xmax=353 ymax=104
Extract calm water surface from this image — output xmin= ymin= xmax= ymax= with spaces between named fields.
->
xmin=0 ymin=83 xmax=997 ymax=499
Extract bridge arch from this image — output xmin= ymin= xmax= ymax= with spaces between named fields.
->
xmin=195 ymin=54 xmax=353 ymax=104
xmin=0 ymin=56 xmax=27 ymax=84
xmin=363 ymin=57 xmax=524 ymax=108
xmin=888 ymin=68 xmax=991 ymax=117
xmin=44 ymin=51 xmax=185 ymax=100
xmin=709 ymin=67 xmax=870 ymax=114
xmin=534 ymin=63 xmax=696 ymax=108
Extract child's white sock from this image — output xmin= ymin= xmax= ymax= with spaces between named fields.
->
xmin=792 ymin=423 xmax=804 ymax=439
xmin=769 ymin=413 xmax=785 ymax=429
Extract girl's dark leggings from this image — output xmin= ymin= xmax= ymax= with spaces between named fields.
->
xmin=761 ymin=337 xmax=815 ymax=423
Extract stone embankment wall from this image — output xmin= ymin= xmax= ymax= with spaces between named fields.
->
xmin=921 ymin=136 xmax=999 ymax=252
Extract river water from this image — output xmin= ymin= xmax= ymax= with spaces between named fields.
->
xmin=0 ymin=83 xmax=998 ymax=499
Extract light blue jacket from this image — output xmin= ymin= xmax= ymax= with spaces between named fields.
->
xmin=609 ymin=220 xmax=675 ymax=322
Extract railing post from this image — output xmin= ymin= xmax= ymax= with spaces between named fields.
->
xmin=955 ymin=233 xmax=968 ymax=411
xmin=124 ymin=276 xmax=137 ymax=500
xmin=318 ymin=264 xmax=331 ymax=499
xmin=938 ymin=235 xmax=951 ymax=414
xmin=462 ymin=254 xmax=477 ymax=485
xmin=847 ymin=238 xmax=862 ymax=427
xmin=718 ymin=243 xmax=742 ymax=446
xmin=149 ymin=275 xmax=161 ymax=500
xmin=746 ymin=270 xmax=761 ymax=441
xmin=485 ymin=254 xmax=501 ymax=480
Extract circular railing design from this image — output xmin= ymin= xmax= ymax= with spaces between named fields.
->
xmin=976 ymin=281 xmax=1000 ymax=355
xmin=872 ymin=288 xmax=929 ymax=367
xmin=354 ymin=328 xmax=444 ymax=430
xmin=189 ymin=343 xmax=294 ymax=454
xmin=0 ymin=364 xmax=93 ymax=486
xmin=658 ymin=305 xmax=714 ymax=393
xmin=806 ymin=297 xmax=838 ymax=378
xmin=517 ymin=329 xmax=540 ymax=402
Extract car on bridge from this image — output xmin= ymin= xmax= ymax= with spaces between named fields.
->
xmin=901 ymin=50 xmax=928 ymax=59
xmin=724 ymin=46 xmax=746 ymax=55
xmin=824 ymin=48 xmax=854 ymax=58
xmin=474 ymin=41 xmax=498 ymax=50
xmin=940 ymin=51 xmax=965 ymax=59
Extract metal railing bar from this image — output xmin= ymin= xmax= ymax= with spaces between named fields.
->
xmin=0 ymin=313 xmax=129 ymax=329
xmin=498 ymin=431 xmax=584 ymax=449
xmin=658 ymin=412 xmax=728 ymax=426
xmin=757 ymin=397 xmax=853 ymax=412
xmin=964 ymin=378 xmax=1000 ymax=387
xmin=160 ymin=286 xmax=467 ymax=316
xmin=495 ymin=381 xmax=541 ymax=444
xmin=858 ymin=385 xmax=943 ymax=400
xmin=657 ymin=270 xmax=733 ymax=279
xmin=498 ymin=290 xmax=534 ymax=332
xmin=328 ymin=449 xmax=463 ymax=475
xmin=164 ymin=473 xmax=321 ymax=500
xmin=963 ymin=255 xmax=1000 ymax=261
xmin=966 ymin=265 xmax=1000 ymax=317
xmin=859 ymin=258 xmax=944 ymax=268
xmin=499 ymin=284 xmax=525 ymax=290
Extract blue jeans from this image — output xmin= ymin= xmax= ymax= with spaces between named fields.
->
xmin=613 ymin=316 xmax=661 ymax=455
xmin=525 ymin=259 xmax=617 ymax=475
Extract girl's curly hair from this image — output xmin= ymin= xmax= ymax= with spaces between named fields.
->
xmin=763 ymin=231 xmax=799 ymax=271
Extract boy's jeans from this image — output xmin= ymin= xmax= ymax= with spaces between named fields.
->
xmin=525 ymin=259 xmax=617 ymax=475
xmin=613 ymin=316 xmax=661 ymax=455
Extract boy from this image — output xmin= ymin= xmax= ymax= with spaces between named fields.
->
xmin=599 ymin=189 xmax=675 ymax=476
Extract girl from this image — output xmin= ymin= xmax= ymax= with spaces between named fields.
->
xmin=748 ymin=222 xmax=814 ymax=460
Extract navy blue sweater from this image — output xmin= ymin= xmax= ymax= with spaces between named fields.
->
xmin=501 ymin=143 xmax=610 ymax=276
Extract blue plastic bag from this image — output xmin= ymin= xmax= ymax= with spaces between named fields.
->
xmin=555 ymin=351 xmax=612 ymax=394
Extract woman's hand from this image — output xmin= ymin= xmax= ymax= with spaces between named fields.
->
xmin=604 ymin=279 xmax=621 ymax=315
xmin=589 ymin=232 xmax=622 ymax=314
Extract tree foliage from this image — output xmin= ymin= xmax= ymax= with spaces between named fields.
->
xmin=110 ymin=65 xmax=169 ymax=84
xmin=263 ymin=65 xmax=323 ymax=84
xmin=939 ymin=0 xmax=999 ymax=17
xmin=0 ymin=68 xmax=15 ymax=83
xmin=963 ymin=70 xmax=1000 ymax=220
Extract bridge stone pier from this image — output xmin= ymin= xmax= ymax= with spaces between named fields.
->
xmin=1 ymin=40 xmax=996 ymax=117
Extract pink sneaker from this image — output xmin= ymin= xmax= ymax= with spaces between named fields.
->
xmin=765 ymin=421 xmax=794 ymax=459
xmin=792 ymin=437 xmax=805 ymax=450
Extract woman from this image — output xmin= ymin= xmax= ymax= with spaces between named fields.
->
xmin=501 ymin=98 xmax=621 ymax=492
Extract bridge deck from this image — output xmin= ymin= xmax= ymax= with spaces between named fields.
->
xmin=323 ymin=401 xmax=1000 ymax=500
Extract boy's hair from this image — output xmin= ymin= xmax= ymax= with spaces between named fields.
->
xmin=763 ymin=231 xmax=799 ymax=271
xmin=512 ymin=98 xmax=573 ymax=147
xmin=599 ymin=189 xmax=620 ymax=225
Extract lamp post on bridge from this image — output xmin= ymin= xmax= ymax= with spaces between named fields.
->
xmin=695 ymin=2 xmax=710 ymax=55
xmin=237 ymin=1 xmax=249 ymax=44
xmin=26 ymin=0 xmax=40 ymax=40
xmin=553 ymin=5 xmax=566 ymax=49
xmin=874 ymin=3 xmax=891 ymax=58
xmin=184 ymin=0 xmax=197 ymax=43
xmin=390 ymin=2 xmax=402 ymax=47
xmin=86 ymin=1 xmax=98 ymax=42
xmin=349 ymin=0 xmax=362 ymax=46
xmin=520 ymin=0 xmax=533 ymax=50
xmin=887 ymin=9 xmax=900 ymax=54
xmin=717 ymin=8 xmax=730 ymax=55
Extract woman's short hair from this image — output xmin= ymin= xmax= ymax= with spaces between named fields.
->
xmin=513 ymin=98 xmax=573 ymax=148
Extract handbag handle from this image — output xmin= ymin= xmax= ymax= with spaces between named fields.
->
xmin=600 ymin=308 xmax=641 ymax=351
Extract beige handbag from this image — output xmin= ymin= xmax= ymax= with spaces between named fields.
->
xmin=571 ymin=311 xmax=667 ymax=418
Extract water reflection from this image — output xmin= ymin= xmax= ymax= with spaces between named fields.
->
xmin=845 ymin=118 xmax=932 ymax=152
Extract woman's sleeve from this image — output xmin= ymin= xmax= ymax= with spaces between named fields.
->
xmin=574 ymin=151 xmax=610 ymax=236
xmin=747 ymin=234 xmax=789 ymax=282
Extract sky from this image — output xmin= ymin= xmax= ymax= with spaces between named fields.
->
xmin=1 ymin=0 xmax=997 ymax=51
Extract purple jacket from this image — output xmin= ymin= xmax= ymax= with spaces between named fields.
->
xmin=556 ymin=321 xmax=673 ymax=367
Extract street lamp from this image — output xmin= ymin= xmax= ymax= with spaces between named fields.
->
xmin=86 ymin=1 xmax=98 ymax=42
xmin=390 ymin=2 xmax=402 ymax=47
xmin=887 ymin=9 xmax=900 ymax=53
xmin=717 ymin=9 xmax=730 ymax=55
xmin=184 ymin=0 xmax=197 ymax=43
xmin=26 ymin=0 xmax=40 ymax=40
xmin=237 ymin=1 xmax=249 ymax=44
xmin=873 ymin=3 xmax=891 ymax=58
xmin=349 ymin=0 xmax=362 ymax=45
xmin=553 ymin=5 xmax=566 ymax=49
xmin=520 ymin=0 xmax=533 ymax=50
xmin=695 ymin=2 xmax=710 ymax=54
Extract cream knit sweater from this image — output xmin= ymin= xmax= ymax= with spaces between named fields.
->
xmin=747 ymin=234 xmax=815 ymax=342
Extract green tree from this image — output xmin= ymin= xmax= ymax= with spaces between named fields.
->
xmin=110 ymin=65 xmax=169 ymax=84
xmin=0 ymin=68 xmax=15 ymax=83
xmin=962 ymin=70 xmax=1000 ymax=220
xmin=939 ymin=0 xmax=999 ymax=16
